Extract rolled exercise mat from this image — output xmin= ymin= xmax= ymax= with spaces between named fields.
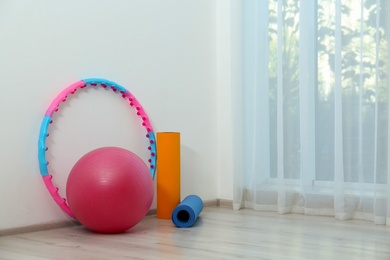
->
xmin=172 ymin=195 xmax=203 ymax=227
xmin=157 ymin=132 xmax=181 ymax=219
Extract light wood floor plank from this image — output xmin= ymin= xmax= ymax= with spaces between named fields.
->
xmin=1 ymin=207 xmax=390 ymax=259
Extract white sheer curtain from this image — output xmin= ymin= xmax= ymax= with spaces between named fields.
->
xmin=233 ymin=0 xmax=390 ymax=224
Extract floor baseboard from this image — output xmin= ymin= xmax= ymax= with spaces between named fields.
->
xmin=0 ymin=220 xmax=80 ymax=237
xmin=217 ymin=199 xmax=233 ymax=208
xmin=203 ymin=199 xmax=219 ymax=207
xmin=0 ymin=199 xmax=232 ymax=236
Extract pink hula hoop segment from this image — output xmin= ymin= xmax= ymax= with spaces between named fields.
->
xmin=38 ymin=78 xmax=156 ymax=218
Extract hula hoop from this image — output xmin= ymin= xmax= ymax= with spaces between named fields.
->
xmin=38 ymin=78 xmax=156 ymax=218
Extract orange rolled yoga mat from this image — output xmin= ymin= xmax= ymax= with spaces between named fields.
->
xmin=156 ymin=132 xmax=180 ymax=219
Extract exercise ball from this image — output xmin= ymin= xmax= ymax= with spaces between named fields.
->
xmin=66 ymin=147 xmax=154 ymax=233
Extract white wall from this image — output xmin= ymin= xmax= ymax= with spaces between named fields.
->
xmin=0 ymin=0 xmax=218 ymax=229
xmin=216 ymin=0 xmax=234 ymax=200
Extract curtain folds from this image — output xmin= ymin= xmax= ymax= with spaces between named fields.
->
xmin=233 ymin=0 xmax=390 ymax=225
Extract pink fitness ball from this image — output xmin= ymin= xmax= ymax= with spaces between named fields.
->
xmin=66 ymin=147 xmax=154 ymax=233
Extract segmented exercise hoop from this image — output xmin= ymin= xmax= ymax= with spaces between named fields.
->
xmin=38 ymin=78 xmax=156 ymax=218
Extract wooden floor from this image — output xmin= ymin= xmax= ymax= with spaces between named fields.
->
xmin=1 ymin=207 xmax=390 ymax=259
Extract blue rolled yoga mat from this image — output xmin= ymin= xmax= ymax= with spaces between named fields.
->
xmin=172 ymin=195 xmax=203 ymax=228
